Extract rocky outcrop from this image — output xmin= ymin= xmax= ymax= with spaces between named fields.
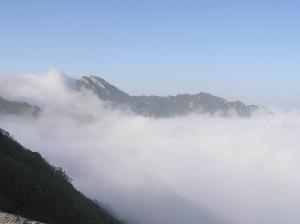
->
xmin=0 ymin=212 xmax=44 ymax=224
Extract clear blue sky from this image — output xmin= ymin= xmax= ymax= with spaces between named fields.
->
xmin=1 ymin=0 xmax=300 ymax=108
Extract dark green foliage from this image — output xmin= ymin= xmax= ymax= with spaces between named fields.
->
xmin=0 ymin=128 xmax=124 ymax=224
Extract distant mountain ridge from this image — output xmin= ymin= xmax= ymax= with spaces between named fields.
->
xmin=0 ymin=74 xmax=261 ymax=118
xmin=76 ymin=75 xmax=259 ymax=117
xmin=0 ymin=97 xmax=40 ymax=117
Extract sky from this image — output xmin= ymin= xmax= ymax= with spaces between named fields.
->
xmin=1 ymin=0 xmax=300 ymax=108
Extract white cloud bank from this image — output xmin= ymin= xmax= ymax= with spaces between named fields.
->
xmin=1 ymin=70 xmax=300 ymax=224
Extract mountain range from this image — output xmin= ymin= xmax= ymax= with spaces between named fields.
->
xmin=76 ymin=75 xmax=260 ymax=117
xmin=0 ymin=75 xmax=261 ymax=118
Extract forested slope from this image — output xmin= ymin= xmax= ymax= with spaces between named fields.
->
xmin=0 ymin=128 xmax=124 ymax=224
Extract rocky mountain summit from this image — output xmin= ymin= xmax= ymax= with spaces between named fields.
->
xmin=76 ymin=75 xmax=260 ymax=117
xmin=0 ymin=212 xmax=44 ymax=224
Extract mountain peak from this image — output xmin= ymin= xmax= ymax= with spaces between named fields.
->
xmin=86 ymin=75 xmax=105 ymax=82
xmin=76 ymin=76 xmax=130 ymax=103
xmin=81 ymin=75 xmax=107 ymax=89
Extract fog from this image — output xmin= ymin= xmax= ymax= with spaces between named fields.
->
xmin=1 ymin=70 xmax=300 ymax=224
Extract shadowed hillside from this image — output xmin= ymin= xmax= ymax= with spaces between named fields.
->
xmin=0 ymin=128 xmax=124 ymax=224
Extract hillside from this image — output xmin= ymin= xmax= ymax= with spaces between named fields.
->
xmin=0 ymin=128 xmax=124 ymax=224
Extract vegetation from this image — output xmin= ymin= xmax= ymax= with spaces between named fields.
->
xmin=0 ymin=128 xmax=124 ymax=224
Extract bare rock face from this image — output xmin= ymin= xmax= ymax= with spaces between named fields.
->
xmin=0 ymin=212 xmax=44 ymax=224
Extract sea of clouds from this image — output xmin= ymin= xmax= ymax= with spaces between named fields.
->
xmin=1 ymin=69 xmax=300 ymax=224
